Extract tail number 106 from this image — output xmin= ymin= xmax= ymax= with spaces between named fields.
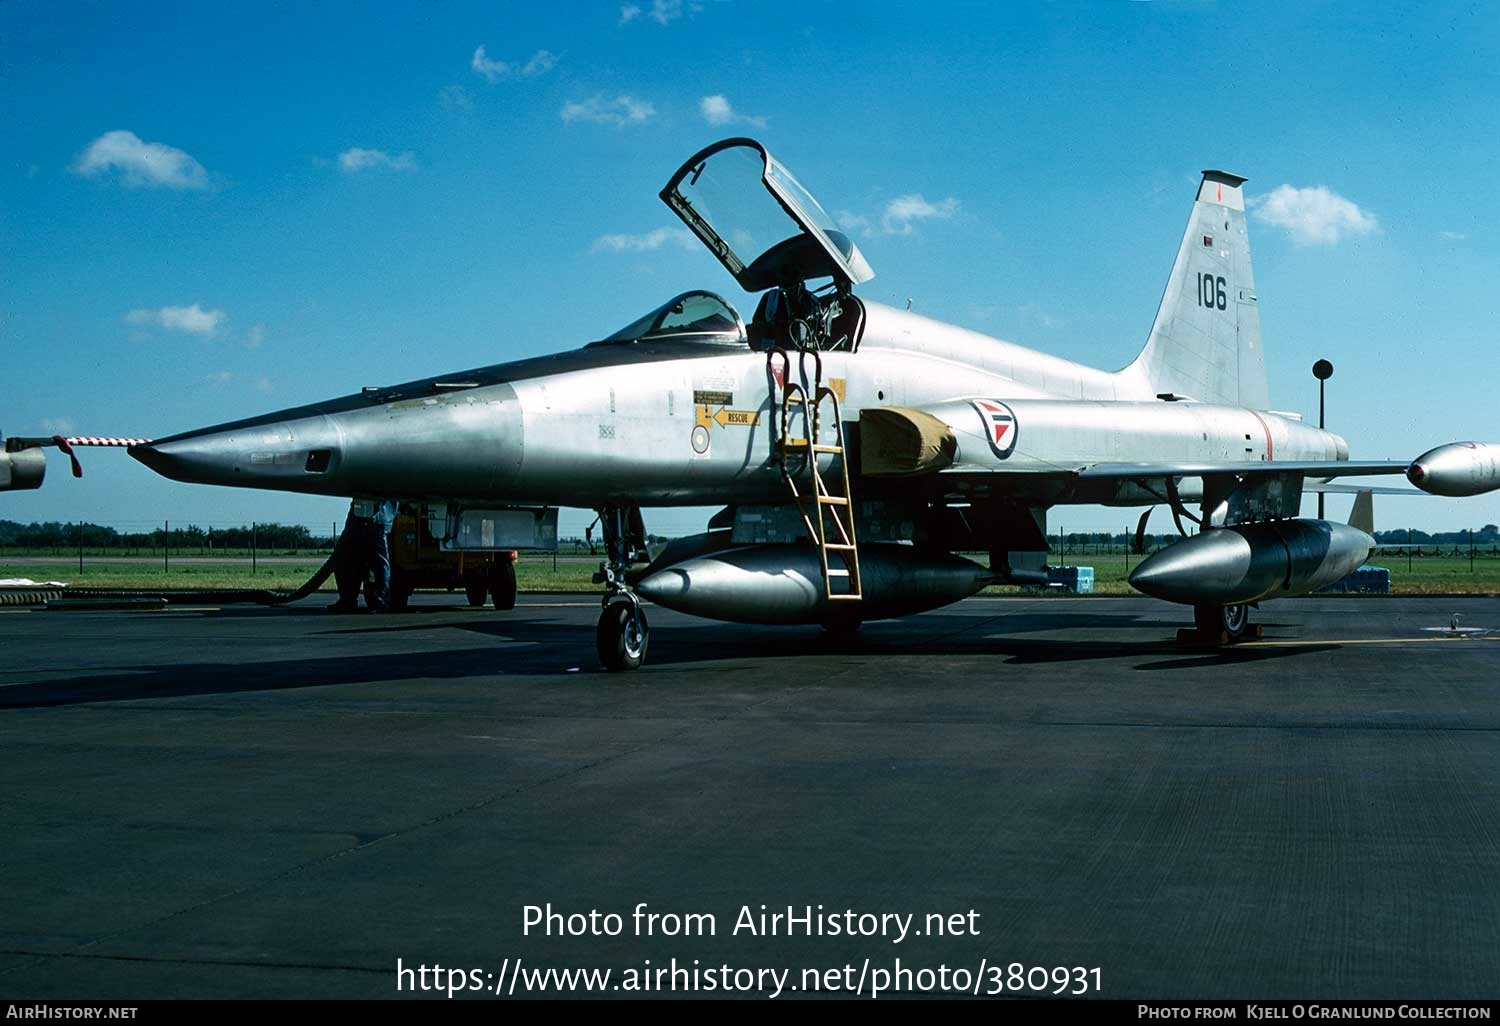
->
xmin=1197 ymin=273 xmax=1227 ymax=311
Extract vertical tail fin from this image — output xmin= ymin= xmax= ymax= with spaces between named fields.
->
xmin=1124 ymin=171 xmax=1269 ymax=409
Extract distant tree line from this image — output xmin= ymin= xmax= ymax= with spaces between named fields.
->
xmin=1374 ymin=525 xmax=1499 ymax=546
xmin=0 ymin=520 xmax=335 ymax=550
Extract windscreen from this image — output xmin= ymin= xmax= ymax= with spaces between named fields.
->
xmin=597 ymin=291 xmax=745 ymax=345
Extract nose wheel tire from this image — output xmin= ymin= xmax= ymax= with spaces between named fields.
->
xmin=1194 ymin=603 xmax=1252 ymax=643
xmin=597 ymin=601 xmax=649 ymax=671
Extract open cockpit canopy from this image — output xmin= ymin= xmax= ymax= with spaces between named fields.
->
xmin=660 ymin=138 xmax=874 ymax=293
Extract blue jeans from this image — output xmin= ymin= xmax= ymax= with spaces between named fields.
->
xmin=335 ymin=518 xmax=391 ymax=608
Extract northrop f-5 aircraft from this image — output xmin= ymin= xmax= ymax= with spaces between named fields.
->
xmin=112 ymin=139 xmax=1500 ymax=668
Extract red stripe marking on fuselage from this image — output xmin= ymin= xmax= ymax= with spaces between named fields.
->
xmin=1249 ymin=411 xmax=1274 ymax=461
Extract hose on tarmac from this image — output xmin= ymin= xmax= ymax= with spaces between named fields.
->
xmin=5 ymin=553 xmax=341 ymax=607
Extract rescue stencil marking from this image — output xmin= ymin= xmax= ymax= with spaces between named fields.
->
xmin=696 ymin=405 xmax=760 ymax=430
xmin=693 ymin=390 xmax=733 ymax=406
xmin=971 ymin=399 xmax=1018 ymax=459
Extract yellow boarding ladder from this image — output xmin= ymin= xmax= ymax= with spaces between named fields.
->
xmin=768 ymin=347 xmax=862 ymax=603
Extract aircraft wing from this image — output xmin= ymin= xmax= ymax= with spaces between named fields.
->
xmin=1072 ymin=460 xmax=1407 ymax=481
xmin=911 ymin=459 xmax=1415 ymax=509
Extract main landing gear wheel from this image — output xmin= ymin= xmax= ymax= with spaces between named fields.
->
xmin=597 ymin=601 xmax=649 ymax=672
xmin=491 ymin=558 xmax=517 ymax=611
xmin=1194 ymin=603 xmax=1252 ymax=643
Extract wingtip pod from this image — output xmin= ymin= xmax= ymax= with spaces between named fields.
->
xmin=0 ymin=447 xmax=46 ymax=490
xmin=1407 ymin=442 xmax=1500 ymax=497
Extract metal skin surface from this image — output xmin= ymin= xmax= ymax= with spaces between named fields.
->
xmin=1408 ymin=442 xmax=1500 ymax=497
xmin=635 ymin=543 xmax=994 ymax=625
xmin=1128 ymin=519 xmax=1375 ymax=606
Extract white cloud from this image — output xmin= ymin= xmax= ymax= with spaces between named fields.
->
xmin=834 ymin=210 xmax=874 ymax=236
xmin=699 ymin=94 xmax=766 ymax=128
xmin=621 ymin=1 xmax=708 ymax=25
xmin=471 ymin=46 xmax=557 ymax=83
xmin=246 ymin=323 xmax=266 ymax=349
xmin=125 ymin=303 xmax=225 ymax=337
xmin=72 ymin=130 xmax=209 ymax=190
xmin=338 ymin=148 xmax=417 ymax=173
xmin=439 ymin=84 xmax=475 ymax=111
xmin=561 ymin=95 xmax=657 ymax=127
xmin=836 ymin=195 xmax=961 ymax=237
xmin=1249 ymin=184 xmax=1378 ymax=247
xmin=41 ymin=417 xmax=76 ymax=436
xmin=1441 ymin=230 xmax=1467 ymax=241
xmin=881 ymin=194 xmax=960 ymax=235
xmin=254 ymin=376 xmax=274 ymax=394
xmin=207 ymin=370 xmax=234 ymax=385
xmin=591 ymin=227 xmax=697 ymax=253
xmin=651 ymin=0 xmax=684 ymax=22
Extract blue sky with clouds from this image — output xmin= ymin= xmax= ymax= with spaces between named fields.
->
xmin=3 ymin=0 xmax=1498 ymax=536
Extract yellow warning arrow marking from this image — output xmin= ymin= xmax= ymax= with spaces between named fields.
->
xmin=715 ymin=408 xmax=761 ymax=428
xmin=699 ymin=406 xmax=761 ymax=430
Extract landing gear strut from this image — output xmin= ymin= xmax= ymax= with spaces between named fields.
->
xmin=594 ymin=505 xmax=650 ymax=671
xmin=1192 ymin=603 xmax=1255 ymax=644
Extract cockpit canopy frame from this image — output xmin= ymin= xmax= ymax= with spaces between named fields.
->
xmin=660 ymin=138 xmax=875 ymax=294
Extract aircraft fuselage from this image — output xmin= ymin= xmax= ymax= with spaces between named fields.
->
xmin=132 ymin=300 xmax=1346 ymax=509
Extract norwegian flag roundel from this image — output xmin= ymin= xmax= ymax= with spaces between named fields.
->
xmin=970 ymin=399 xmax=1018 ymax=459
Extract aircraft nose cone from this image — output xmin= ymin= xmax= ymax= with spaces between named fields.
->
xmin=129 ymin=435 xmax=237 ymax=484
xmin=130 ymin=416 xmax=341 ymax=489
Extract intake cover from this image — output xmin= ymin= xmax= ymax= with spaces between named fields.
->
xmin=859 ymin=407 xmax=957 ymax=477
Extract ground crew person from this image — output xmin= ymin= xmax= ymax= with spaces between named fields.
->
xmin=329 ymin=498 xmax=399 ymax=613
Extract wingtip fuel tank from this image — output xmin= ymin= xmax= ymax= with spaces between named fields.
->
xmin=0 ymin=447 xmax=45 ymax=491
xmin=1407 ymin=442 xmax=1500 ymax=497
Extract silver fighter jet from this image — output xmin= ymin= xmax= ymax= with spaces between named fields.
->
xmin=129 ymin=138 xmax=1500 ymax=668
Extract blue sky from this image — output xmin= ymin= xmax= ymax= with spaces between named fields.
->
xmin=3 ymin=0 xmax=1498 ymax=537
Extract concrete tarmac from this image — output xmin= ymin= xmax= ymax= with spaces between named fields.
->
xmin=3 ymin=595 xmax=1500 ymax=1000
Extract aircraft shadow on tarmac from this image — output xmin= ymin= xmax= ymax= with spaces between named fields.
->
xmin=1 ymin=610 xmax=1330 ymax=709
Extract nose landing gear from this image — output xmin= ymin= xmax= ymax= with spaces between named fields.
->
xmin=598 ymin=595 xmax=650 ymax=671
xmin=593 ymin=504 xmax=651 ymax=671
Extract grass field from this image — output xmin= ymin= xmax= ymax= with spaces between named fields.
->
xmin=5 ymin=550 xmax=1499 ymax=596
